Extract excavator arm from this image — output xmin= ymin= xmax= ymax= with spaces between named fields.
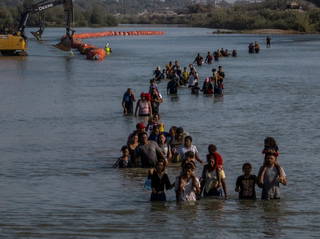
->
xmin=18 ymin=0 xmax=74 ymax=41
xmin=0 ymin=0 xmax=73 ymax=55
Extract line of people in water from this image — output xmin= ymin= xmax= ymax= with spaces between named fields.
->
xmin=193 ymin=48 xmax=237 ymax=67
xmin=121 ymin=60 xmax=226 ymax=115
xmin=118 ymin=38 xmax=283 ymax=202
xmin=114 ymin=120 xmax=287 ymax=202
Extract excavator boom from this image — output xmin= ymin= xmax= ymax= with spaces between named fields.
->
xmin=0 ymin=0 xmax=74 ymax=55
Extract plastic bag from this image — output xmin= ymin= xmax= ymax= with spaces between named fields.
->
xmin=144 ymin=178 xmax=152 ymax=191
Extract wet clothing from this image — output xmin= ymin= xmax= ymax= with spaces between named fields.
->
xmin=118 ymin=157 xmax=129 ymax=168
xmin=151 ymin=92 xmax=162 ymax=114
xmin=137 ymin=100 xmax=151 ymax=116
xmin=182 ymin=71 xmax=189 ymax=85
xmin=236 ymin=175 xmax=257 ymax=199
xmin=232 ymin=50 xmax=237 ymax=57
xmin=207 ymin=152 xmax=226 ymax=179
xmin=175 ymin=176 xmax=200 ymax=201
xmin=167 ymin=79 xmax=178 ymax=95
xmin=191 ymin=85 xmax=200 ymax=95
xmin=148 ymin=132 xmax=160 ymax=142
xmin=201 ymin=165 xmax=222 ymax=197
xmin=150 ymin=171 xmax=172 ymax=201
xmin=248 ymin=43 xmax=254 ymax=53
xmin=194 ymin=56 xmax=204 ymax=66
xmin=202 ymin=81 xmax=214 ymax=95
xmin=170 ymin=133 xmax=188 ymax=149
xmin=159 ymin=143 xmax=171 ymax=161
xmin=128 ymin=143 xmax=138 ymax=160
xmin=260 ymin=166 xmax=286 ymax=200
xmin=154 ymin=69 xmax=162 ymax=80
xmin=214 ymin=85 xmax=223 ymax=96
xmin=122 ymin=92 xmax=135 ymax=114
xmin=255 ymin=44 xmax=260 ymax=53
xmin=150 ymin=192 xmax=166 ymax=201
xmin=218 ymin=70 xmax=225 ymax=79
xmin=178 ymin=145 xmax=199 ymax=162
xmin=209 ymin=152 xmax=224 ymax=169
xmin=134 ymin=141 xmax=163 ymax=168
xmin=266 ymin=37 xmax=271 ymax=47
xmin=205 ymin=54 xmax=213 ymax=64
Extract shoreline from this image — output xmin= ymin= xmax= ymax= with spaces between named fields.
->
xmin=213 ymin=28 xmax=319 ymax=35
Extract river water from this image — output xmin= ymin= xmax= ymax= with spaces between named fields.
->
xmin=1 ymin=27 xmax=320 ymax=238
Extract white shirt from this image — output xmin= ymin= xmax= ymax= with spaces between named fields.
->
xmin=175 ymin=176 xmax=200 ymax=201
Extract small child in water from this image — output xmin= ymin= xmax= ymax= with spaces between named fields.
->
xmin=262 ymin=137 xmax=279 ymax=157
xmin=207 ymin=144 xmax=227 ymax=198
xmin=235 ymin=163 xmax=257 ymax=200
xmin=116 ymin=145 xmax=130 ymax=168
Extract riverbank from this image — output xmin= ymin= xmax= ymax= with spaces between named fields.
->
xmin=213 ymin=29 xmax=312 ymax=35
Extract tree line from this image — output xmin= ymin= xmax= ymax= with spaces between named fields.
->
xmin=1 ymin=0 xmax=320 ymax=33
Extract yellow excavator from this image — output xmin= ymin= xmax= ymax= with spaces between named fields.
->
xmin=0 ymin=0 xmax=74 ymax=56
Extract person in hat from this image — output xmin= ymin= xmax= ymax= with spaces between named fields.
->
xmin=127 ymin=122 xmax=146 ymax=144
xmin=135 ymin=93 xmax=152 ymax=117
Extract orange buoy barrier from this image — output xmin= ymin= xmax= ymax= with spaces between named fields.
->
xmin=73 ymin=30 xmax=165 ymax=39
xmin=68 ymin=30 xmax=165 ymax=60
xmin=86 ymin=48 xmax=106 ymax=61
xmin=70 ymin=38 xmax=106 ymax=61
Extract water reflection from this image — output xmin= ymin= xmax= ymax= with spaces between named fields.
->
xmin=260 ymin=200 xmax=285 ymax=238
xmin=213 ymin=95 xmax=224 ymax=104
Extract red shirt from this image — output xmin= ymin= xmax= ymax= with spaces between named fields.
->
xmin=214 ymin=152 xmax=223 ymax=168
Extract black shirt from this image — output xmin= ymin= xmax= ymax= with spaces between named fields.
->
xmin=151 ymin=171 xmax=171 ymax=192
xmin=236 ymin=175 xmax=257 ymax=199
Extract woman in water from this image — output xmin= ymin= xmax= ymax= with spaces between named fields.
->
xmin=135 ymin=93 xmax=152 ymax=117
xmin=150 ymin=87 xmax=163 ymax=115
xmin=158 ymin=133 xmax=172 ymax=163
xmin=201 ymin=154 xmax=223 ymax=197
xmin=127 ymin=133 xmax=139 ymax=161
xmin=122 ymin=88 xmax=135 ymax=115
xmin=150 ymin=160 xmax=174 ymax=201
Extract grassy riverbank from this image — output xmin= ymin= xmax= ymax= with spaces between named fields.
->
xmin=1 ymin=0 xmax=319 ymax=34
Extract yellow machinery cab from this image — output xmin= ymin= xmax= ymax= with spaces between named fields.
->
xmin=0 ymin=34 xmax=27 ymax=55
